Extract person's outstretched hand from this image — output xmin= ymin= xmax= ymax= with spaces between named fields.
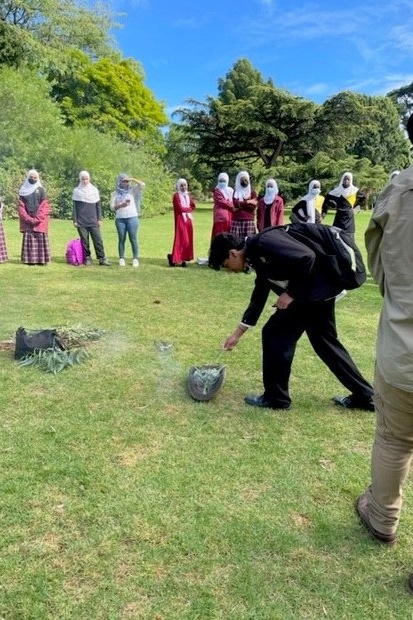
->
xmin=223 ymin=325 xmax=248 ymax=350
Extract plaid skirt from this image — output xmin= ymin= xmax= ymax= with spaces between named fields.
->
xmin=21 ymin=232 xmax=51 ymax=265
xmin=0 ymin=224 xmax=8 ymax=263
xmin=230 ymin=219 xmax=257 ymax=238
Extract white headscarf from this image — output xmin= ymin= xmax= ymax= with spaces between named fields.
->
xmin=234 ymin=171 xmax=251 ymax=200
xmin=328 ymin=172 xmax=358 ymax=199
xmin=216 ymin=172 xmax=234 ymax=201
xmin=19 ymin=169 xmax=42 ymax=197
xmin=176 ymin=178 xmax=190 ymax=207
xmin=298 ymin=179 xmax=321 ymax=223
xmin=263 ymin=178 xmax=279 ymax=205
xmin=72 ymin=171 xmax=100 ymax=203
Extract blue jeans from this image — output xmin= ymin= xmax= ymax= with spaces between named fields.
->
xmin=115 ymin=217 xmax=138 ymax=259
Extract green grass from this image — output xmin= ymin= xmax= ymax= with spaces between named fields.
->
xmin=1 ymin=207 xmax=412 ymax=619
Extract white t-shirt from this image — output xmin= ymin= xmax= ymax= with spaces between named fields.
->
xmin=110 ymin=183 xmax=145 ymax=219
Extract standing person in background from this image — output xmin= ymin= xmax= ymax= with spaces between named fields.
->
xmin=72 ymin=171 xmax=110 ymax=266
xmin=257 ymin=178 xmax=284 ymax=231
xmin=322 ymin=172 xmax=365 ymax=233
xmin=355 ymin=115 xmax=413 ymax=573
xmin=110 ymin=173 xmax=145 ymax=267
xmin=0 ymin=195 xmax=9 ymax=263
xmin=167 ymin=178 xmax=196 ymax=268
xmin=210 ymin=172 xmax=234 ymax=241
xmin=18 ymin=169 xmax=51 ymax=265
xmin=291 ymin=180 xmax=324 ymax=224
xmin=230 ymin=171 xmax=258 ymax=237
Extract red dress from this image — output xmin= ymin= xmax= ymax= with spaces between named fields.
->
xmin=170 ymin=191 xmax=196 ymax=264
xmin=211 ymin=187 xmax=234 ymax=240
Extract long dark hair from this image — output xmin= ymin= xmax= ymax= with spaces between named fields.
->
xmin=209 ymin=233 xmax=244 ymax=270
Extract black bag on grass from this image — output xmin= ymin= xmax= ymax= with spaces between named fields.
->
xmin=14 ymin=327 xmax=65 ymax=360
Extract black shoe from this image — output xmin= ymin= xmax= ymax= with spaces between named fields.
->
xmin=244 ymin=394 xmax=291 ymax=410
xmin=167 ymin=253 xmax=175 ymax=267
xmin=355 ymin=494 xmax=397 ymax=545
xmin=333 ymin=394 xmax=374 ymax=412
xmin=406 ymin=574 xmax=413 ymax=595
xmin=181 ymin=261 xmax=187 ymax=268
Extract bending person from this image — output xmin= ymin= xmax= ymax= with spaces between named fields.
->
xmin=209 ymin=220 xmax=374 ymax=412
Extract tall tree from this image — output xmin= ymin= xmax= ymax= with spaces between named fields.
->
xmin=50 ymin=53 xmax=168 ymax=146
xmin=314 ymin=92 xmax=409 ymax=171
xmin=388 ymin=82 xmax=413 ymax=129
xmin=176 ymin=59 xmax=316 ymax=170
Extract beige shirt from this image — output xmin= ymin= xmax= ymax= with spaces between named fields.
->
xmin=365 ymin=166 xmax=413 ymax=391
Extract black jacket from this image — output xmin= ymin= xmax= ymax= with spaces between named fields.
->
xmin=242 ymin=225 xmax=345 ymax=326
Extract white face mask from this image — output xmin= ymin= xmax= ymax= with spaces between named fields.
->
xmin=311 ymin=187 xmax=321 ymax=196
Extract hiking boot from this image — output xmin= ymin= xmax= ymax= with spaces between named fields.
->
xmin=355 ymin=493 xmax=397 ymax=546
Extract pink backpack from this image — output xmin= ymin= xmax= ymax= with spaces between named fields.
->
xmin=66 ymin=239 xmax=85 ymax=266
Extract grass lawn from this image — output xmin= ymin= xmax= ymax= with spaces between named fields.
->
xmin=1 ymin=206 xmax=412 ymax=619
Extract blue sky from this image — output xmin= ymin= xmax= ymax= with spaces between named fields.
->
xmin=113 ymin=0 xmax=413 ymax=116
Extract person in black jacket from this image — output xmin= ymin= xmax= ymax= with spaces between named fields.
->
xmin=209 ymin=223 xmax=374 ymax=411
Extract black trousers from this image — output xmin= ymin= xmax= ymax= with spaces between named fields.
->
xmin=78 ymin=226 xmax=105 ymax=261
xmin=262 ymin=298 xmax=373 ymax=407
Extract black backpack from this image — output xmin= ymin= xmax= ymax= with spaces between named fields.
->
xmin=285 ymin=223 xmax=367 ymax=290
xmin=14 ymin=327 xmax=65 ymax=360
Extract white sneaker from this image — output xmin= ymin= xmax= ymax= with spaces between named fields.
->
xmin=119 ymin=258 xmax=126 ymax=267
xmin=132 ymin=258 xmax=139 ymax=267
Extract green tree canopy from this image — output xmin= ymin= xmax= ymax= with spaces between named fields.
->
xmin=175 ymin=59 xmax=316 ymax=171
xmin=313 ymin=91 xmax=409 ymax=171
xmin=388 ymin=82 xmax=413 ymax=129
xmin=50 ymin=54 xmax=168 ymax=146
xmin=0 ymin=0 xmax=115 ymax=71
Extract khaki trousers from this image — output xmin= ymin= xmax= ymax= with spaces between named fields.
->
xmin=366 ymin=367 xmax=413 ymax=535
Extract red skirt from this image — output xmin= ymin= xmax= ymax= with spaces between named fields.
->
xmin=21 ymin=232 xmax=51 ymax=265
xmin=230 ymin=219 xmax=257 ymax=238
xmin=0 ymin=224 xmax=8 ymax=263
